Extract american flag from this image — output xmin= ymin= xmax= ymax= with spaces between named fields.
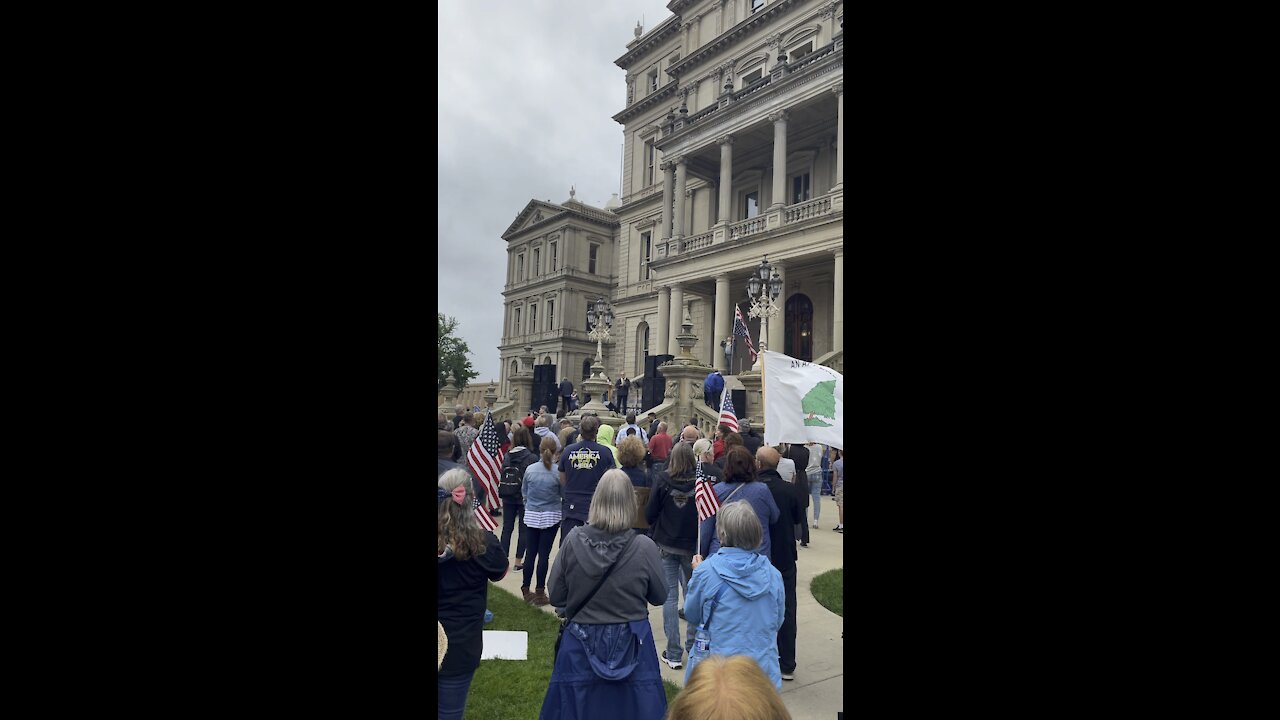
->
xmin=471 ymin=497 xmax=497 ymax=532
xmin=718 ymin=387 xmax=739 ymax=432
xmin=694 ymin=461 xmax=721 ymax=522
xmin=733 ymin=304 xmax=758 ymax=362
xmin=467 ymin=410 xmax=504 ymax=512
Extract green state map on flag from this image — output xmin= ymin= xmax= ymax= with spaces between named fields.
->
xmin=762 ymin=350 xmax=843 ymax=449
xmin=802 ymin=380 xmax=837 ymax=426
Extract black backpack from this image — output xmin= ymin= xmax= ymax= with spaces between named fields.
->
xmin=500 ymin=451 xmax=535 ymax=500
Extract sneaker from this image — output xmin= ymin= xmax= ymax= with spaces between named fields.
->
xmin=835 ymin=526 xmax=844 ymax=533
xmin=833 ymin=524 xmax=843 ymax=532
xmin=661 ymin=651 xmax=683 ymax=670
xmin=679 ymin=607 xmax=685 ymax=620
xmin=812 ymin=523 xmax=819 ymax=529
xmin=781 ymin=671 xmax=795 ymax=681
xmin=800 ymin=542 xmax=808 ymax=547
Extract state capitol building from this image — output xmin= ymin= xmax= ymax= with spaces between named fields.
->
xmin=491 ymin=0 xmax=844 ymax=416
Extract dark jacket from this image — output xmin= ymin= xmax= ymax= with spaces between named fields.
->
xmin=548 ymin=525 xmax=666 ymax=624
xmin=760 ymin=468 xmax=805 ymax=572
xmin=645 ymin=472 xmax=699 ymax=555
xmin=741 ymin=430 xmax=763 ymax=457
xmin=559 ymin=379 xmax=573 ymax=397
xmin=499 ymin=447 xmax=537 ymax=504
xmin=699 ymin=461 xmax=724 ymax=484
xmin=437 ymin=533 xmax=508 ymax=676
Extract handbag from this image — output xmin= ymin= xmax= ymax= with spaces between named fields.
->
xmin=554 ymin=533 xmax=637 ymax=658
xmin=688 ymin=583 xmax=727 ymax=666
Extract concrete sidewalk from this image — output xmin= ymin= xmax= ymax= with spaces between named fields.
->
xmin=490 ymin=493 xmax=844 ymax=720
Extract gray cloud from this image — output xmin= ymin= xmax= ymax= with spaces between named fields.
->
xmin=437 ymin=0 xmax=674 ymax=383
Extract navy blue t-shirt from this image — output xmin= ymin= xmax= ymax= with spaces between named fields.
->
xmin=560 ymin=440 xmax=615 ymax=522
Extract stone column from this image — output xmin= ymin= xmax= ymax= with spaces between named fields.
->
xmin=769 ymin=110 xmax=789 ymax=210
xmin=656 ymin=285 xmax=671 ymax=355
xmin=668 ymin=283 xmax=685 ymax=354
xmin=673 ymin=157 xmax=688 ymax=241
xmin=714 ymin=273 xmax=732 ymax=373
xmin=661 ymin=161 xmax=675 ymax=241
xmin=438 ymin=372 xmax=461 ymax=416
xmin=832 ymin=250 xmax=843 ymax=353
xmin=483 ymin=384 xmax=498 ymax=411
xmin=833 ymin=83 xmax=843 ymax=189
xmin=768 ymin=263 xmax=786 ymax=354
xmin=717 ymin=135 xmax=733 ymax=227
xmin=512 ymin=345 xmax=536 ymax=412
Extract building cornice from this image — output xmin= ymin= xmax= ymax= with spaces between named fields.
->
xmin=615 ymin=15 xmax=682 ymax=69
xmin=613 ymin=83 xmax=680 ymax=125
xmin=666 ymin=0 xmax=802 ymax=81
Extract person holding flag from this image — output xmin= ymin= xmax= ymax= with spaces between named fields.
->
xmin=437 ymin=468 xmax=509 ymax=720
xmin=466 ymin=410 xmax=505 ymax=531
xmin=693 ymin=446 xmax=779 ymax=566
xmin=644 ymin=442 xmax=702 ymax=670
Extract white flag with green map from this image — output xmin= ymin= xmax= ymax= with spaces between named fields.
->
xmin=761 ymin=350 xmax=843 ymax=450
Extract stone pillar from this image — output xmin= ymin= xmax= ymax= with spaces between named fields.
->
xmin=768 ymin=263 xmax=785 ymax=354
xmin=832 ymin=250 xmax=843 ymax=353
xmin=717 ymin=135 xmax=733 ymax=227
xmin=833 ymin=83 xmax=843 ymax=189
xmin=512 ymin=345 xmax=536 ymax=412
xmin=656 ymin=285 xmax=671 ymax=355
xmin=438 ymin=372 xmax=461 ymax=416
xmin=738 ymin=370 xmax=763 ymax=431
xmin=483 ymin=384 xmax=498 ymax=411
xmin=673 ymin=157 xmax=688 ymax=240
xmin=657 ymin=311 xmax=715 ymax=435
xmin=769 ymin=110 xmax=789 ymax=210
xmin=714 ymin=273 xmax=731 ymax=373
xmin=661 ymin=161 xmax=675 ymax=241
xmin=668 ymin=283 xmax=685 ymax=353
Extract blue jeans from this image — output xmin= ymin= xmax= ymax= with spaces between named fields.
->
xmin=438 ymin=671 xmax=475 ymax=720
xmin=807 ymin=471 xmax=823 ymax=522
xmin=660 ymin=549 xmax=696 ymax=661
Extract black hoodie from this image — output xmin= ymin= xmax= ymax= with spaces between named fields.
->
xmin=759 ymin=468 xmax=805 ymax=572
xmin=645 ymin=471 xmax=700 ymax=555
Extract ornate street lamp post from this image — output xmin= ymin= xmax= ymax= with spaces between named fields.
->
xmin=587 ymin=296 xmax=614 ymax=364
xmin=746 ymin=255 xmax=783 ymax=370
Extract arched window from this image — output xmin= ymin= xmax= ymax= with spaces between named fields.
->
xmin=784 ymin=294 xmax=814 ymax=362
xmin=543 ymin=355 xmax=553 ymax=365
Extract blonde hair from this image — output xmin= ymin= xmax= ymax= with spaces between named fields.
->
xmin=666 ymin=655 xmax=792 ymax=720
xmin=692 ymin=438 xmax=714 ymax=459
xmin=586 ymin=470 xmax=636 ymax=533
xmin=438 ymin=469 xmax=485 ymax=560
xmin=617 ymin=436 xmax=646 ymax=468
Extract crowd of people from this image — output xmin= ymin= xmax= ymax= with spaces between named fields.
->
xmin=437 ymin=403 xmax=844 ymax=719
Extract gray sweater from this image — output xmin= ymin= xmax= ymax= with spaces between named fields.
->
xmin=548 ymin=525 xmax=666 ymax=624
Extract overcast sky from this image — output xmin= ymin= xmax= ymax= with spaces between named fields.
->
xmin=437 ymin=0 xmax=675 ymax=384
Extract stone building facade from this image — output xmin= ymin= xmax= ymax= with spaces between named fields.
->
xmin=497 ymin=0 xmax=844 ymax=412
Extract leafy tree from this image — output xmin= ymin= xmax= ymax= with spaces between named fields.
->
xmin=802 ymin=380 xmax=837 ymax=426
xmin=439 ymin=313 xmax=480 ymax=391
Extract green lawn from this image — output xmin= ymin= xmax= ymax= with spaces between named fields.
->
xmin=464 ymin=585 xmax=681 ymax=719
xmin=811 ymin=568 xmax=844 ymax=617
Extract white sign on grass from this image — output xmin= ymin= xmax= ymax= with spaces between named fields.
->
xmin=480 ymin=630 xmax=528 ymax=660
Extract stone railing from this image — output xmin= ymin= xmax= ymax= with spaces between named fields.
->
xmin=784 ymin=195 xmax=832 ymax=224
xmin=815 ymin=349 xmax=843 ymax=375
xmin=728 ymin=215 xmax=767 ymax=239
xmin=683 ymin=230 xmax=714 ymax=252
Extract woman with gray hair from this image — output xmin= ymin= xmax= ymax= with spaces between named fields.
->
xmin=541 ymin=470 xmax=668 ymax=719
xmin=682 ymin=500 xmax=785 ymax=689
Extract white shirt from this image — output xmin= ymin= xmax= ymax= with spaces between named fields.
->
xmin=777 ymin=457 xmax=797 ymax=484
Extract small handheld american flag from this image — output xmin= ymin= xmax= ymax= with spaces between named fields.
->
xmin=467 ymin=410 xmax=504 ymax=511
xmin=694 ymin=460 xmax=721 ymax=522
xmin=718 ymin=387 xmax=739 ymax=433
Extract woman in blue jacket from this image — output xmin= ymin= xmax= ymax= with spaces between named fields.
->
xmin=520 ymin=436 xmax=564 ymax=606
xmin=684 ymin=500 xmax=786 ymax=689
